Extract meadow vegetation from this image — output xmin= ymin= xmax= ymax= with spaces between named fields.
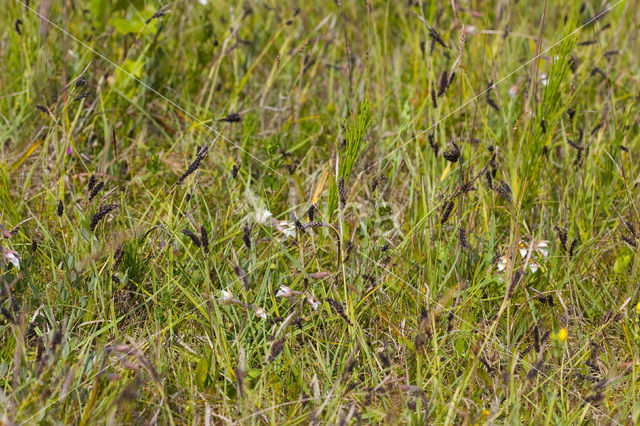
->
xmin=1 ymin=0 xmax=640 ymax=424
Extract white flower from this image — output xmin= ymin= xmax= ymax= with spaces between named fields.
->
xmin=519 ymin=242 xmax=528 ymax=259
xmin=254 ymin=306 xmax=267 ymax=319
xmin=197 ymin=0 xmax=208 ymax=4
xmin=276 ymin=285 xmax=293 ymax=298
xmin=534 ymin=240 xmax=549 ymax=258
xmin=219 ymin=289 xmax=234 ymax=305
xmin=540 ymin=73 xmax=548 ymax=86
xmin=519 ymin=239 xmax=549 ymax=259
xmin=496 ymin=256 xmax=508 ymax=272
xmin=2 ymin=249 xmax=20 ymax=270
xmin=275 ymin=220 xmax=297 ymax=240
xmin=528 ymin=262 xmax=540 ymax=273
xmin=255 ymin=209 xmax=272 ymax=225
xmin=508 ymin=85 xmax=519 ymax=98
xmin=463 ymin=25 xmax=476 ymax=35
xmin=306 ymin=294 xmax=320 ymax=311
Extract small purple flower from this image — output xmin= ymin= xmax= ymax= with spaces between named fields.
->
xmin=67 ymin=146 xmax=72 ymax=155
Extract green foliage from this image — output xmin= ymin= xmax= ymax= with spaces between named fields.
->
xmin=0 ymin=0 xmax=639 ymax=424
xmin=327 ymin=95 xmax=373 ymax=217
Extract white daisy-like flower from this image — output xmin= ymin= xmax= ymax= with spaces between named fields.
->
xmin=255 ymin=209 xmax=273 ymax=225
xmin=254 ymin=307 xmax=268 ymax=319
xmin=306 ymin=294 xmax=319 ymax=311
xmin=496 ymin=256 xmax=508 ymax=272
xmin=528 ymin=262 xmax=540 ymax=273
xmin=276 ymin=285 xmax=293 ymax=298
xmin=219 ymin=289 xmax=234 ymax=305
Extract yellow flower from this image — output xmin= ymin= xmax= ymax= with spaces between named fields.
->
xmin=557 ymin=328 xmax=567 ymax=342
xmin=636 ymin=302 xmax=640 ymax=313
xmin=481 ymin=409 xmax=490 ymax=419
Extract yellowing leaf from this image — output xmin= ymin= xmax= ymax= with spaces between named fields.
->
xmin=11 ymin=139 xmax=42 ymax=172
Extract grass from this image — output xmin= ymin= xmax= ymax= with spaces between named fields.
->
xmin=1 ymin=0 xmax=640 ymax=424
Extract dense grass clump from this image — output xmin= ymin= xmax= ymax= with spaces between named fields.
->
xmin=1 ymin=0 xmax=639 ymax=424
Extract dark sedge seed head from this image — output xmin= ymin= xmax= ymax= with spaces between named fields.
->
xmin=89 ymin=181 xmax=104 ymax=201
xmin=486 ymin=82 xmax=499 ymax=111
xmin=339 ymin=177 xmax=346 ymax=208
xmin=442 ymin=142 xmax=460 ymax=163
xmin=181 ymin=229 xmax=201 ymax=247
xmin=268 ymin=337 xmax=286 ymax=362
xmin=219 ymin=113 xmax=242 ymax=123
xmin=200 ymin=225 xmax=209 ymax=254
xmin=440 ymin=201 xmax=454 ymax=224
xmin=242 ymin=225 xmax=251 ymax=250
xmin=113 ymin=244 xmax=125 ymax=270
xmin=569 ymin=237 xmax=580 ymax=257
xmin=508 ymin=269 xmax=524 ymax=298
xmin=302 ymin=221 xmax=324 ymax=229
xmin=428 ymin=27 xmax=447 ymax=49
xmin=448 ymin=72 xmax=456 ymax=87
xmin=496 ymin=181 xmax=512 ymax=203
xmin=88 ymin=174 xmax=96 ymax=192
xmin=326 ymin=298 xmax=352 ymax=325
xmin=57 ymin=200 xmax=64 ymax=216
xmin=554 ymin=225 xmax=568 ymax=251
xmin=458 ymin=226 xmax=469 ymax=249
xmin=89 ymin=204 xmax=119 ymax=231
xmin=485 ymin=169 xmax=493 ymax=189
xmin=73 ymin=91 xmax=91 ymax=102
xmin=446 ymin=311 xmax=455 ymax=333
xmin=231 ymin=164 xmax=240 ymax=179
xmin=178 ymin=146 xmax=209 ymax=185
xmin=428 ymin=132 xmax=439 ymax=156
xmin=294 ymin=218 xmax=305 ymax=234
xmin=437 ymin=71 xmax=449 ymax=97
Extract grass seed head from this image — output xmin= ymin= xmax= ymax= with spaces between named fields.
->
xmin=242 ymin=225 xmax=251 ymax=250
xmin=113 ymin=244 xmax=125 ymax=270
xmin=219 ymin=113 xmax=242 ymax=123
xmin=88 ymin=174 xmax=96 ymax=192
xmin=443 ymin=142 xmax=460 ymax=163
xmin=200 ymin=225 xmax=209 ymax=253
xmin=90 ymin=204 xmax=119 ymax=231
xmin=440 ymin=200 xmax=455 ymax=224
xmin=89 ymin=181 xmax=104 ymax=201
xmin=181 ymin=229 xmax=201 ymax=247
